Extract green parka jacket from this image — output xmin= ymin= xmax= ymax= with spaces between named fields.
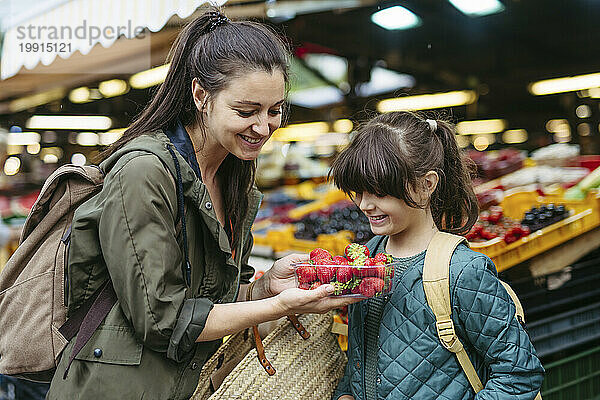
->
xmin=47 ymin=129 xmax=262 ymax=399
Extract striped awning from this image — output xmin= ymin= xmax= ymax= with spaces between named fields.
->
xmin=1 ymin=0 xmax=226 ymax=80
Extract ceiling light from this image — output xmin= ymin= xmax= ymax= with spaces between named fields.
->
xmin=99 ymin=79 xmax=129 ymax=98
xmin=377 ymin=90 xmax=477 ymax=112
xmin=546 ymin=119 xmax=570 ymax=134
xmin=7 ymin=132 xmax=41 ymax=145
xmin=502 ymin=129 xmax=528 ymax=144
xmin=9 ymin=88 xmax=65 ymax=112
xmin=26 ymin=115 xmax=112 ymax=130
xmin=130 ymin=64 xmax=170 ymax=89
xmin=575 ymin=104 xmax=591 ymax=118
xmin=71 ymin=153 xmax=87 ymax=166
xmin=448 ymin=0 xmax=505 ymax=17
xmin=4 ymin=157 xmax=21 ymax=176
xmin=272 ymin=121 xmax=330 ymax=142
xmin=455 ymin=135 xmax=470 ymax=148
xmin=371 ymin=6 xmax=421 ymax=30
xmin=589 ymin=88 xmax=600 ymax=98
xmin=333 ymin=119 xmax=353 ymax=134
xmin=99 ymin=128 xmax=126 ymax=145
xmin=577 ymin=123 xmax=591 ymax=137
xmin=69 ymin=87 xmax=91 ymax=104
xmin=77 ymin=132 xmax=99 ymax=146
xmin=43 ymin=154 xmax=59 ymax=164
xmin=456 ymin=119 xmax=507 ymax=135
xmin=529 ymin=72 xmax=600 ymax=96
xmin=27 ymin=143 xmax=41 ymax=155
xmin=473 ymin=136 xmax=490 ymax=151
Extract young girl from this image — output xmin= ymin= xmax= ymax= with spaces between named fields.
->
xmin=330 ymin=112 xmax=544 ymax=400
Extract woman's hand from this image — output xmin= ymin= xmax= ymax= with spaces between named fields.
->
xmin=274 ymin=284 xmax=361 ymax=315
xmin=261 ymin=253 xmax=310 ymax=298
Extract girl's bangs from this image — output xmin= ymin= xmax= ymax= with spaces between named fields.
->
xmin=330 ymin=135 xmax=406 ymax=199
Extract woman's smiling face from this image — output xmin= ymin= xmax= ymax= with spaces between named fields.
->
xmin=200 ymin=69 xmax=285 ymax=160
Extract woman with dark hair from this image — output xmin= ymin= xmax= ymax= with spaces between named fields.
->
xmin=47 ymin=8 xmax=357 ymax=399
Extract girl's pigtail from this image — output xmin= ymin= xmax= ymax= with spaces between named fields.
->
xmin=430 ymin=120 xmax=479 ymax=235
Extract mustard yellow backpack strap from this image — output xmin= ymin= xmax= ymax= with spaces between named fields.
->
xmin=423 ymin=232 xmax=543 ymax=400
xmin=423 ymin=231 xmax=485 ymax=393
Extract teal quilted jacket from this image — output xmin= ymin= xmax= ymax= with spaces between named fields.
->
xmin=333 ymin=237 xmax=544 ymax=400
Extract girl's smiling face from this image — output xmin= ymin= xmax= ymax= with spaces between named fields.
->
xmin=353 ymin=192 xmax=425 ymax=236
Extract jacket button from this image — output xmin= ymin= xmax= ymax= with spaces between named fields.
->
xmin=205 ymin=201 xmax=212 ymax=210
xmin=93 ymin=348 xmax=102 ymax=358
xmin=377 ymin=377 xmax=381 ymax=385
xmin=191 ymin=362 xmax=198 ymax=370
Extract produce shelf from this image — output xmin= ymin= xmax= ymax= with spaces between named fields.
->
xmin=471 ymin=190 xmax=600 ymax=272
xmin=541 ymin=345 xmax=600 ymax=400
xmin=529 ymin=302 xmax=600 ymax=358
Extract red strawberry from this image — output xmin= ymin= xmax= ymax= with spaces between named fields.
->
xmin=344 ymin=243 xmax=370 ymax=261
xmin=310 ymin=281 xmax=323 ymax=290
xmin=364 ymin=258 xmax=377 ymax=266
xmin=374 ymin=253 xmax=391 ymax=264
xmin=357 ymin=277 xmax=385 ymax=297
xmin=296 ymin=266 xmax=317 ymax=284
xmin=310 ymin=248 xmax=332 ymax=262
xmin=332 ymin=256 xmax=349 ymax=265
xmin=299 ymin=282 xmax=311 ymax=290
xmin=357 ymin=264 xmax=386 ymax=278
xmin=316 ymin=264 xmax=335 ymax=283
xmin=336 ymin=266 xmax=353 ymax=283
xmin=350 ymin=253 xmax=368 ymax=266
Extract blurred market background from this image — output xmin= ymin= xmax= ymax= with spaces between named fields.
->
xmin=1 ymin=1 xmax=600 ymax=399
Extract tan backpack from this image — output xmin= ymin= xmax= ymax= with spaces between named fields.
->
xmin=0 ymin=164 xmax=104 ymax=382
xmin=423 ymin=231 xmax=542 ymax=399
xmin=0 ymin=145 xmax=189 ymax=382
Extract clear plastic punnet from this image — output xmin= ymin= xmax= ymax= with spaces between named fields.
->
xmin=293 ymin=261 xmax=396 ymax=298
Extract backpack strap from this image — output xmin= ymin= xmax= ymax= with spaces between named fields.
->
xmin=423 ymin=231 xmax=484 ymax=393
xmin=423 ymin=232 xmax=543 ymax=400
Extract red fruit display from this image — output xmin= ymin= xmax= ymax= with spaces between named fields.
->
xmin=310 ymin=248 xmax=333 ymax=262
xmin=332 ymin=256 xmax=350 ymax=265
xmin=466 ymin=206 xmax=530 ymax=244
xmin=296 ymin=244 xmax=394 ymax=298
xmin=374 ymin=253 xmax=391 ymax=264
xmin=316 ymin=265 xmax=335 ymax=283
xmin=296 ymin=266 xmax=318 ymax=284
xmin=336 ymin=266 xmax=353 ymax=283
xmin=344 ymin=243 xmax=370 ymax=260
xmin=357 ymin=277 xmax=385 ymax=297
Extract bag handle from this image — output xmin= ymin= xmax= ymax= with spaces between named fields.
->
xmin=423 ymin=232 xmax=542 ymax=400
xmin=246 ymin=281 xmax=310 ymax=375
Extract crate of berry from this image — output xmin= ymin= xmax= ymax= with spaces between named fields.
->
xmin=293 ymin=244 xmax=396 ymax=298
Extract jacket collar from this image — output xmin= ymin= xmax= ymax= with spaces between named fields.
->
xmin=165 ymin=121 xmax=203 ymax=181
xmin=100 ymin=130 xmax=263 ymax=267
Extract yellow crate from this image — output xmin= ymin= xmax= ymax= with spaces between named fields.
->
xmin=471 ymin=190 xmax=600 ymax=272
xmin=287 ymin=190 xmax=348 ymax=220
xmin=500 ymin=189 xmax=599 ymax=220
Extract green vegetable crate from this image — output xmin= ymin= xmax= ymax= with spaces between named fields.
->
xmin=541 ymin=345 xmax=600 ymax=400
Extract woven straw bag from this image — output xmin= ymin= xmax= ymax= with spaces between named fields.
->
xmin=192 ymin=311 xmax=347 ymax=400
